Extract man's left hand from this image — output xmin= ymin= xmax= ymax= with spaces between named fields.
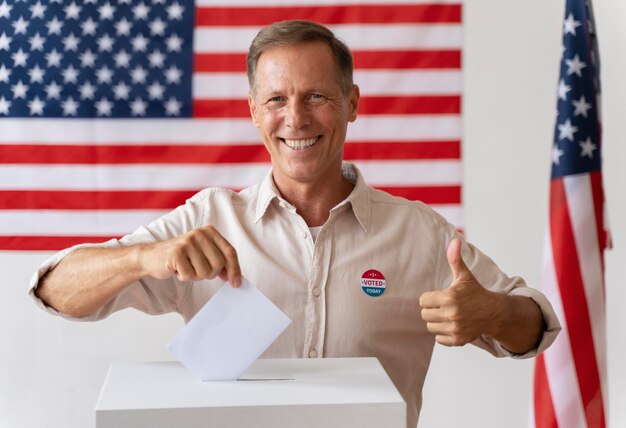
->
xmin=419 ymin=237 xmax=500 ymax=346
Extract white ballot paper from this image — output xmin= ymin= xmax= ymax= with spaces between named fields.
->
xmin=167 ymin=278 xmax=291 ymax=381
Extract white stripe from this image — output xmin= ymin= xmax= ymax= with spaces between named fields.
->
xmin=354 ymin=160 xmax=460 ymax=185
xmin=541 ymin=229 xmax=587 ymax=428
xmin=564 ymin=174 xmax=608 ymax=409
xmin=0 ymin=118 xmax=260 ymax=144
xmin=0 ymin=116 xmax=461 ymax=144
xmin=356 ymin=70 xmax=462 ymax=96
xmin=349 ymin=115 xmax=462 ymax=141
xmin=193 ymin=70 xmax=462 ymax=98
xmin=194 ymin=24 xmax=463 ymax=53
xmin=0 ymin=205 xmax=463 ymax=236
xmin=0 ymin=164 xmax=272 ymax=190
xmin=197 ymin=0 xmax=461 ymax=5
xmin=0 ymin=210 xmax=167 ymax=235
xmin=0 ymin=160 xmax=460 ymax=190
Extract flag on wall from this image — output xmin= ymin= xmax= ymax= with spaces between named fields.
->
xmin=531 ymin=0 xmax=609 ymax=427
xmin=0 ymin=0 xmax=463 ymax=250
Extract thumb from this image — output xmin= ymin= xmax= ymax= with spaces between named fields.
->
xmin=447 ymin=237 xmax=472 ymax=282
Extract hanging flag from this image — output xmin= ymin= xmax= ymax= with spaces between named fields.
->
xmin=532 ymin=0 xmax=609 ymax=427
xmin=0 ymin=0 xmax=463 ymax=250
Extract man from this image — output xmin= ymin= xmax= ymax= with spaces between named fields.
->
xmin=30 ymin=20 xmax=560 ymax=428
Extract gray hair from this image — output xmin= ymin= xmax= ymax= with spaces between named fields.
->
xmin=246 ymin=20 xmax=354 ymax=95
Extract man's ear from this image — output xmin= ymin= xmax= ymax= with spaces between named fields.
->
xmin=348 ymin=84 xmax=360 ymax=122
xmin=248 ymin=93 xmax=260 ymax=128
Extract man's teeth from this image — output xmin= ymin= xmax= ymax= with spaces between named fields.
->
xmin=283 ymin=137 xmax=318 ymax=150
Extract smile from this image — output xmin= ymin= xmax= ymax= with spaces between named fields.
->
xmin=280 ymin=136 xmax=320 ymax=150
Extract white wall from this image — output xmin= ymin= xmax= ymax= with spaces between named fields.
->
xmin=1 ymin=1 xmax=624 ymax=427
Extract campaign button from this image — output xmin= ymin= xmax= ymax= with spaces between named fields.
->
xmin=360 ymin=269 xmax=386 ymax=297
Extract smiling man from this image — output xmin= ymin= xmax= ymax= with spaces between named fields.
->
xmin=30 ymin=21 xmax=560 ymax=428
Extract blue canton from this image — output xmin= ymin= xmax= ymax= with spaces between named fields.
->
xmin=552 ymin=0 xmax=602 ymax=178
xmin=0 ymin=0 xmax=193 ymax=118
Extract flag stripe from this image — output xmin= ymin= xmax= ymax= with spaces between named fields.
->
xmin=540 ymin=230 xmax=587 ymax=428
xmin=0 ymin=161 xmax=462 ymax=190
xmin=0 ymin=236 xmax=114 ymax=251
xmin=533 ymin=355 xmax=558 ymax=428
xmin=194 ymin=50 xmax=462 ymax=73
xmin=193 ymin=70 xmax=463 ymax=98
xmin=0 ymin=141 xmax=460 ymax=164
xmin=564 ymin=174 xmax=608 ymax=415
xmin=195 ymin=5 xmax=462 ymax=26
xmin=0 ymin=204 xmax=465 ymax=236
xmin=0 ymin=116 xmax=462 ymax=143
xmin=193 ymin=96 xmax=461 ymax=118
xmin=194 ymin=25 xmax=463 ymax=51
xmin=196 ymin=0 xmax=462 ymax=5
xmin=0 ymin=186 xmax=460 ymax=210
xmin=549 ymin=178 xmax=605 ymax=428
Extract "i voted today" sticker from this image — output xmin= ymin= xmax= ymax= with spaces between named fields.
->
xmin=360 ymin=269 xmax=386 ymax=297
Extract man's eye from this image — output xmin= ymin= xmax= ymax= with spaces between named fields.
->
xmin=267 ymin=96 xmax=283 ymax=103
xmin=308 ymin=94 xmax=326 ymax=103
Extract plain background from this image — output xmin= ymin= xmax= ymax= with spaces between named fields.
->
xmin=1 ymin=1 xmax=624 ymax=427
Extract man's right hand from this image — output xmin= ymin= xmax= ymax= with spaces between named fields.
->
xmin=140 ymin=225 xmax=242 ymax=288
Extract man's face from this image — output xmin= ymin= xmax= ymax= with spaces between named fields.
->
xmin=248 ymin=42 xmax=359 ymax=189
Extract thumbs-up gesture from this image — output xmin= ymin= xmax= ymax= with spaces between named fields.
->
xmin=419 ymin=237 xmax=499 ymax=347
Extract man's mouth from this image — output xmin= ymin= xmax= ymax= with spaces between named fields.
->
xmin=280 ymin=136 xmax=320 ymax=150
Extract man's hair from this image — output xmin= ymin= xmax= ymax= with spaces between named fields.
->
xmin=247 ymin=20 xmax=354 ymax=95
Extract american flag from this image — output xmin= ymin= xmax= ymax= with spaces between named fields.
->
xmin=0 ymin=0 xmax=463 ymax=251
xmin=531 ymin=0 xmax=609 ymax=427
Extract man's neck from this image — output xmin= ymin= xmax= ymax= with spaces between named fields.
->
xmin=273 ymin=169 xmax=354 ymax=227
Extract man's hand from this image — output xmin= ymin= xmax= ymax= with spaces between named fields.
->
xmin=140 ymin=225 xmax=242 ymax=288
xmin=419 ymin=237 xmax=500 ymax=346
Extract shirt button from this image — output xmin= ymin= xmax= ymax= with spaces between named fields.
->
xmin=309 ymin=350 xmax=318 ymax=358
xmin=301 ymin=231 xmax=308 ymax=239
xmin=312 ymin=287 xmax=321 ymax=297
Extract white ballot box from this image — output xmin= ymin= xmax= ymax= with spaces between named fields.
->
xmin=95 ymin=357 xmax=406 ymax=428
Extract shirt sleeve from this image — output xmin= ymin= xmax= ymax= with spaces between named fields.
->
xmin=28 ymin=190 xmax=211 ymax=322
xmin=438 ymin=224 xmax=561 ymax=359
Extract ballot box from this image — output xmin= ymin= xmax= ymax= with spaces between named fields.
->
xmin=95 ymin=357 xmax=406 ymax=428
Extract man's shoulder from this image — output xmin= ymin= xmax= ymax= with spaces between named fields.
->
xmin=189 ymin=182 xmax=261 ymax=206
xmin=366 ymin=186 xmax=449 ymax=227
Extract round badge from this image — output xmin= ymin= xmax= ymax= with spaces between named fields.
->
xmin=360 ymin=269 xmax=386 ymax=297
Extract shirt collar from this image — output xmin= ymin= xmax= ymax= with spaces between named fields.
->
xmin=254 ymin=162 xmax=370 ymax=231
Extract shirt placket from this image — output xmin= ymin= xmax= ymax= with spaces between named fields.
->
xmin=298 ymin=216 xmax=334 ymax=359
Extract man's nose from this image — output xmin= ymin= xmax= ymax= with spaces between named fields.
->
xmin=285 ymin=100 xmax=310 ymax=130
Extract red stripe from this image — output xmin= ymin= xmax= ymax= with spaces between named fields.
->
xmin=533 ymin=354 xmax=558 ymax=428
xmin=353 ymin=50 xmax=462 ymax=70
xmin=0 ymin=144 xmax=271 ymax=164
xmin=194 ymin=50 xmax=461 ymax=72
xmin=344 ymin=141 xmax=460 ymax=160
xmin=0 ymin=185 xmax=459 ymax=210
xmin=194 ymin=96 xmax=460 ymax=118
xmin=196 ymin=5 xmax=462 ymax=26
xmin=0 ymin=190 xmax=197 ymax=210
xmin=590 ymin=171 xmax=608 ymax=252
xmin=549 ymin=178 xmax=606 ymax=428
xmin=0 ymin=141 xmax=458 ymax=164
xmin=376 ymin=186 xmax=460 ymax=204
xmin=0 ymin=236 xmax=115 ymax=251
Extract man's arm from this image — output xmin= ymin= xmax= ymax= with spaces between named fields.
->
xmin=419 ymin=238 xmax=545 ymax=354
xmin=35 ymin=226 xmax=242 ymax=318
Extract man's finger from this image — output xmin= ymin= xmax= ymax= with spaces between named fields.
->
xmin=447 ymin=237 xmax=472 ymax=282
xmin=209 ymin=229 xmax=242 ymax=288
xmin=420 ymin=308 xmax=449 ymax=323
xmin=419 ymin=290 xmax=446 ymax=309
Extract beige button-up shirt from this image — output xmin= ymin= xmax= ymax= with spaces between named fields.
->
xmin=30 ymin=163 xmax=560 ymax=428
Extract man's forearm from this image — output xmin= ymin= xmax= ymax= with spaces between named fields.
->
xmin=488 ymin=293 xmax=546 ymax=354
xmin=35 ymin=245 xmax=147 ymax=318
